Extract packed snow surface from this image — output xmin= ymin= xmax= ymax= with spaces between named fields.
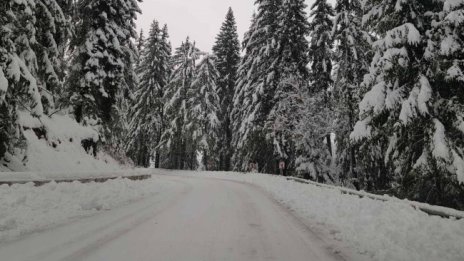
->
xmin=0 ymin=173 xmax=342 ymax=261
xmin=0 ymin=170 xmax=463 ymax=261
xmin=176 ymin=171 xmax=464 ymax=261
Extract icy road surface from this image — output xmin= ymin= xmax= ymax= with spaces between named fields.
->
xmin=0 ymin=174 xmax=342 ymax=261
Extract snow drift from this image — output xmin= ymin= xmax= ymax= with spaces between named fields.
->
xmin=1 ymin=112 xmax=127 ymax=173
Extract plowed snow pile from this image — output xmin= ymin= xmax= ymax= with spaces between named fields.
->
xmin=1 ymin=112 xmax=125 ymax=172
xmin=0 ymin=176 xmax=170 ymax=243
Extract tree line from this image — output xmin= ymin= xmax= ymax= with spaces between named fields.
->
xmin=1 ymin=0 xmax=463 ymax=209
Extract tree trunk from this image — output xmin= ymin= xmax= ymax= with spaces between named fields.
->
xmin=155 ymin=150 xmax=160 ymax=168
xmin=326 ymin=134 xmax=332 ymax=157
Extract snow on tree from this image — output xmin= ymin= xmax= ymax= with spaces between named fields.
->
xmin=159 ymin=37 xmax=202 ymax=170
xmin=265 ymin=63 xmax=306 ymax=175
xmin=212 ymin=7 xmax=240 ymax=171
xmin=263 ymin=0 xmax=310 ymax=175
xmin=67 ymin=0 xmax=140 ymax=137
xmin=352 ymin=0 xmax=464 ymax=207
xmin=187 ymin=55 xmax=221 ymax=170
xmin=230 ymin=13 xmax=257 ymax=169
xmin=295 ymin=0 xmax=335 ymax=182
xmin=135 ymin=29 xmax=145 ymax=67
xmin=231 ymin=0 xmax=282 ymax=173
xmin=435 ymin=0 xmax=464 ymax=186
xmin=35 ymin=0 xmax=71 ymax=114
xmin=331 ymin=0 xmax=373 ymax=189
xmin=126 ymin=20 xmax=171 ymax=167
xmin=308 ymin=0 xmax=334 ymax=96
xmin=1 ymin=0 xmax=45 ymax=160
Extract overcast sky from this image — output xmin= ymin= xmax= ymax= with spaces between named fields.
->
xmin=136 ymin=0 xmax=255 ymax=52
xmin=135 ymin=0 xmax=334 ymax=53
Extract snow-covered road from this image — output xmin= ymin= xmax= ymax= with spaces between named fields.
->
xmin=0 ymin=174 xmax=342 ymax=261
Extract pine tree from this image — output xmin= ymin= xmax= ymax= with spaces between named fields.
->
xmin=436 ymin=0 xmax=464 ymax=185
xmin=212 ymin=7 xmax=240 ymax=171
xmin=154 ymin=24 xmax=172 ymax=168
xmin=265 ymin=64 xmax=306 ymax=176
xmin=135 ymin=29 xmax=145 ymax=66
xmin=35 ymin=0 xmax=71 ymax=114
xmin=352 ymin=0 xmax=464 ymax=208
xmin=126 ymin=20 xmax=171 ymax=167
xmin=332 ymin=0 xmax=373 ymax=188
xmin=263 ymin=0 xmax=310 ymax=175
xmin=308 ymin=0 xmax=334 ymax=96
xmin=1 ymin=0 xmax=45 ymax=160
xmin=230 ymin=13 xmax=257 ymax=168
xmin=159 ymin=37 xmax=201 ymax=169
xmin=295 ymin=0 xmax=334 ymax=182
xmin=187 ymin=55 xmax=221 ymax=170
xmin=67 ymin=0 xmax=140 ymax=138
xmin=231 ymin=0 xmax=282 ymax=173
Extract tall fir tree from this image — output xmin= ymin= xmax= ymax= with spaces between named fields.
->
xmin=212 ymin=7 xmax=240 ymax=171
xmin=264 ymin=0 xmax=310 ymax=175
xmin=230 ymin=13 xmax=257 ymax=165
xmin=1 ymin=0 xmax=38 ymax=160
xmin=135 ymin=29 xmax=145 ymax=67
xmin=126 ymin=20 xmax=171 ymax=167
xmin=35 ymin=0 xmax=71 ymax=114
xmin=155 ymin=24 xmax=172 ymax=167
xmin=295 ymin=0 xmax=335 ymax=182
xmin=67 ymin=0 xmax=140 ymax=140
xmin=231 ymin=0 xmax=282 ymax=173
xmin=308 ymin=0 xmax=334 ymax=96
xmin=159 ymin=37 xmax=201 ymax=170
xmin=187 ymin=55 xmax=221 ymax=170
xmin=1 ymin=0 xmax=71 ymax=163
xmin=332 ymin=0 xmax=373 ymax=189
xmin=352 ymin=0 xmax=464 ymax=208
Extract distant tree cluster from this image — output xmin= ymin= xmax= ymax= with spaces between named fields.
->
xmin=229 ymin=0 xmax=464 ymax=209
xmin=1 ymin=0 xmax=463 ymax=209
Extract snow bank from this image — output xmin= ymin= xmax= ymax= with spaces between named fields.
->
xmin=0 ymin=169 xmax=152 ymax=183
xmin=1 ymin=112 xmax=126 ymax=173
xmin=175 ymin=171 xmax=464 ymax=261
xmin=0 ymin=176 xmax=168 ymax=243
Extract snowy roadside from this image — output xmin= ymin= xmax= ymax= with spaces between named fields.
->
xmin=172 ymin=170 xmax=464 ymax=261
xmin=0 ymin=169 xmax=152 ymax=183
xmin=0 ymin=176 xmax=172 ymax=243
xmin=1 ymin=169 xmax=462 ymax=261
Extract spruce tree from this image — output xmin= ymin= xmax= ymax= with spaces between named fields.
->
xmin=155 ymin=24 xmax=172 ymax=167
xmin=352 ymin=0 xmax=464 ymax=207
xmin=35 ymin=0 xmax=71 ymax=114
xmin=230 ymin=14 xmax=257 ymax=167
xmin=212 ymin=7 xmax=240 ymax=171
xmin=231 ymin=0 xmax=282 ymax=173
xmin=308 ymin=0 xmax=334 ymax=96
xmin=67 ymin=0 xmax=140 ymax=138
xmin=126 ymin=21 xmax=171 ymax=167
xmin=295 ymin=0 xmax=334 ymax=182
xmin=332 ymin=0 xmax=373 ymax=188
xmin=159 ymin=38 xmax=201 ymax=169
xmin=135 ymin=29 xmax=145 ymax=66
xmin=187 ymin=55 xmax=221 ymax=170
xmin=264 ymin=0 xmax=310 ymax=175
xmin=1 ymin=0 xmax=45 ymax=161
xmin=435 ymin=0 xmax=464 ymax=188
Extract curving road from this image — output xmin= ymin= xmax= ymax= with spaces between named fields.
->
xmin=0 ymin=174 xmax=343 ymax=261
